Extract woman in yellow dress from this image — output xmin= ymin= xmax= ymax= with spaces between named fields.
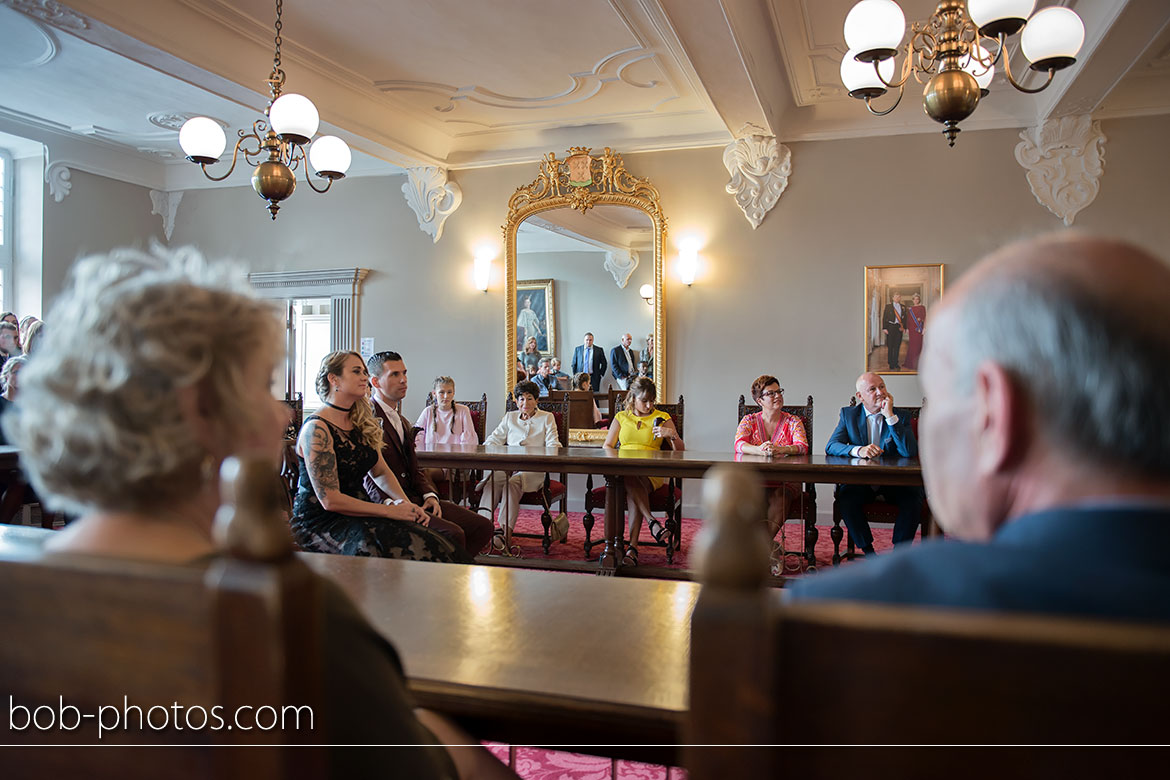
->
xmin=602 ymin=377 xmax=684 ymax=566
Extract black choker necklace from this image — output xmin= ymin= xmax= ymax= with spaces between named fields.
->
xmin=323 ymin=401 xmax=353 ymax=412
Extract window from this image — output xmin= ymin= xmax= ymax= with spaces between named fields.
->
xmin=290 ymin=298 xmax=332 ymax=410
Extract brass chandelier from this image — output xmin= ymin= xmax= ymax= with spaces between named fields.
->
xmin=840 ymin=0 xmax=1085 ymax=146
xmin=178 ymin=0 xmax=351 ymax=219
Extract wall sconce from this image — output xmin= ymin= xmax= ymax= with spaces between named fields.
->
xmin=639 ymin=283 xmax=655 ymax=306
xmin=678 ymin=237 xmax=699 ymax=286
xmin=473 ymin=246 xmax=494 ymax=292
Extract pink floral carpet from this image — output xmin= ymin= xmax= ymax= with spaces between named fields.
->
xmin=484 ymin=743 xmax=688 ymax=780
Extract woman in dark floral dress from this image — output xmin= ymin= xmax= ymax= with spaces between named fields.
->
xmin=291 ymin=351 xmax=467 ymax=563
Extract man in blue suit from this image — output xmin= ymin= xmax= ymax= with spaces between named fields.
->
xmin=825 ymin=372 xmax=922 ymax=555
xmin=570 ymin=332 xmax=607 ymax=392
xmin=791 ymin=234 xmax=1170 ymax=622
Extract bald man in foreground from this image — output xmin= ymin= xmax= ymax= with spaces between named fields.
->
xmin=790 ymin=233 xmax=1170 ymax=621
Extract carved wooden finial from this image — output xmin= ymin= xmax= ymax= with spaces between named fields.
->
xmin=692 ymin=464 xmax=770 ymax=590
xmin=212 ymin=455 xmax=295 ymax=562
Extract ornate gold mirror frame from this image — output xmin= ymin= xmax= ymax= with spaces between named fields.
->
xmin=504 ymin=147 xmax=667 ymax=413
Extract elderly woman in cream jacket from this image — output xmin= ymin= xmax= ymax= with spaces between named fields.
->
xmin=477 ymin=380 xmax=561 ymax=549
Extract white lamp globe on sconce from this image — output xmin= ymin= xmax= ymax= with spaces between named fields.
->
xmin=178 ymin=116 xmax=227 ymax=164
xmin=843 ymin=0 xmax=905 ymax=62
xmin=967 ymin=0 xmax=1035 ymax=37
xmin=841 ymin=49 xmax=896 ymax=98
xmin=1021 ymin=6 xmax=1085 ymax=71
xmin=268 ymin=93 xmax=319 ymax=145
xmin=473 ymin=247 xmax=494 ymax=293
xmin=639 ymin=283 xmax=655 ymax=305
xmin=308 ymin=135 xmax=352 ymax=179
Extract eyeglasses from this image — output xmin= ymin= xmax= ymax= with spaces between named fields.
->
xmin=759 ymin=389 xmax=784 ymax=399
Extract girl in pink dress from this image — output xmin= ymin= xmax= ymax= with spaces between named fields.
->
xmin=415 ymin=376 xmax=478 ymax=493
xmin=734 ymin=375 xmax=808 ymax=541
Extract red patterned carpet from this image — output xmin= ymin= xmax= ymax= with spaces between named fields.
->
xmin=496 ymin=508 xmax=921 ymax=573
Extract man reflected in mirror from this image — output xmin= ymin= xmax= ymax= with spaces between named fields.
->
xmin=571 ymin=332 xmax=607 ymax=392
xmin=611 ymin=332 xmax=637 ymax=391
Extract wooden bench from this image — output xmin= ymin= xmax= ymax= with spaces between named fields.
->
xmin=0 ymin=457 xmax=326 ymax=777
xmin=686 ymin=467 xmax=1170 ymax=776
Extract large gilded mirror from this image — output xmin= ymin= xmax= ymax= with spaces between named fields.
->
xmin=504 ymin=147 xmax=666 ymax=421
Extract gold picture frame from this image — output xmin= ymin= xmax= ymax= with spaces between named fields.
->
xmin=864 ymin=263 xmax=944 ymax=375
xmin=516 ymin=278 xmax=555 ymax=357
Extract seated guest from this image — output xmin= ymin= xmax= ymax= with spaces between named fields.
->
xmin=415 ymin=375 xmax=478 ymax=448
xmin=291 ymin=351 xmax=469 ymax=563
xmin=825 ymin=372 xmax=922 ymax=556
xmin=22 ymin=319 xmax=44 ymax=356
xmin=790 ymin=234 xmax=1170 ymax=622
xmin=0 ymin=355 xmax=26 ymax=444
xmin=734 ymin=375 xmax=808 ymax=540
xmin=641 ymin=333 xmax=654 ymax=379
xmin=520 ymin=336 xmax=541 ymax=378
xmin=1 ymin=246 xmax=512 ymax=776
xmin=572 ymin=371 xmax=603 ymax=425
xmin=363 ymin=351 xmax=492 ymax=557
xmin=549 ymin=357 xmax=571 ymax=389
xmin=477 ymin=380 xmax=560 ymax=549
xmin=636 ymin=360 xmax=649 ymax=379
xmin=0 ymin=311 xmax=17 ymax=327
xmin=0 ymin=322 xmax=17 ymax=370
xmin=531 ymin=357 xmax=557 ymax=397
xmin=603 ymin=377 xmax=684 ymax=566
xmin=17 ymin=315 xmax=38 ymax=353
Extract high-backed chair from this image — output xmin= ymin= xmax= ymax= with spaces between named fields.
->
xmin=547 ymin=389 xmax=600 ymax=430
xmin=471 ymin=395 xmax=569 ymax=554
xmin=281 ymin=391 xmax=304 ymax=442
xmin=421 ymin=391 xmax=488 ymax=504
xmin=582 ymin=396 xmax=685 ymax=563
xmin=737 ymin=394 xmax=817 ymax=572
xmin=686 ymin=467 xmax=1170 ymax=776
xmin=831 ymin=397 xmax=932 ymax=564
xmin=0 ymin=457 xmax=326 ymax=776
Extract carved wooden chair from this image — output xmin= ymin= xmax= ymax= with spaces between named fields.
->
xmin=281 ymin=391 xmax=304 ymax=442
xmin=547 ymin=389 xmax=600 ymax=430
xmin=736 ymin=394 xmax=817 ymax=573
xmin=686 ymin=468 xmax=1170 ymax=775
xmin=470 ymin=395 xmax=569 ymax=554
xmin=582 ymin=395 xmax=685 ymax=563
xmin=420 ymin=391 xmax=488 ymax=504
xmin=0 ymin=457 xmax=326 ymax=775
xmin=831 ymin=397 xmax=933 ymax=564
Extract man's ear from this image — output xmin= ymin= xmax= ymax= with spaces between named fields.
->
xmin=972 ymin=361 xmax=1024 ymax=476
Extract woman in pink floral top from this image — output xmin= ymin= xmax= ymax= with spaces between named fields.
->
xmin=734 ymin=375 xmax=808 ymax=540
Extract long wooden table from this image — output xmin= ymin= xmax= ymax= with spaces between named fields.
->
xmin=302 ymin=552 xmax=696 ymax=759
xmin=417 ymin=444 xmax=922 ymax=574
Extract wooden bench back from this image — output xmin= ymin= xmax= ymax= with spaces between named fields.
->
xmin=0 ymin=458 xmax=325 ymax=778
xmin=687 ymin=467 xmax=1170 ymax=777
xmin=547 ymin=389 xmax=598 ymax=430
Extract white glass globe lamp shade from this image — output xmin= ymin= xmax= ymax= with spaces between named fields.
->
xmin=268 ymin=93 xmax=320 ymax=144
xmin=308 ymin=135 xmax=352 ymax=179
xmin=967 ymin=0 xmax=1035 ymax=37
xmin=179 ymin=116 xmax=227 ymax=164
xmin=843 ymin=0 xmax=905 ymax=62
xmin=639 ymin=283 xmax=655 ymax=302
xmin=1021 ymin=6 xmax=1084 ymax=71
xmin=961 ymin=43 xmax=996 ymax=93
xmin=841 ymin=49 xmax=896 ymax=98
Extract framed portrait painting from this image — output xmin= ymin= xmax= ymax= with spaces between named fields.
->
xmin=864 ymin=264 xmax=944 ymax=375
xmin=516 ymin=278 xmax=556 ymax=356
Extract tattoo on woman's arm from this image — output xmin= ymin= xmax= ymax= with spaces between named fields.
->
xmin=305 ymin=422 xmax=340 ymax=493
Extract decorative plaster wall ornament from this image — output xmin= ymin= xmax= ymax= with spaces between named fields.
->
xmin=402 ymin=166 xmax=462 ymax=243
xmin=45 ymin=161 xmax=71 ymax=202
xmin=2 ymin=0 xmax=88 ymax=31
xmin=1014 ymin=115 xmax=1105 ymax=226
xmin=603 ymin=248 xmax=639 ymax=288
xmin=150 ymin=190 xmax=183 ymax=241
xmin=723 ymin=135 xmax=791 ymax=230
